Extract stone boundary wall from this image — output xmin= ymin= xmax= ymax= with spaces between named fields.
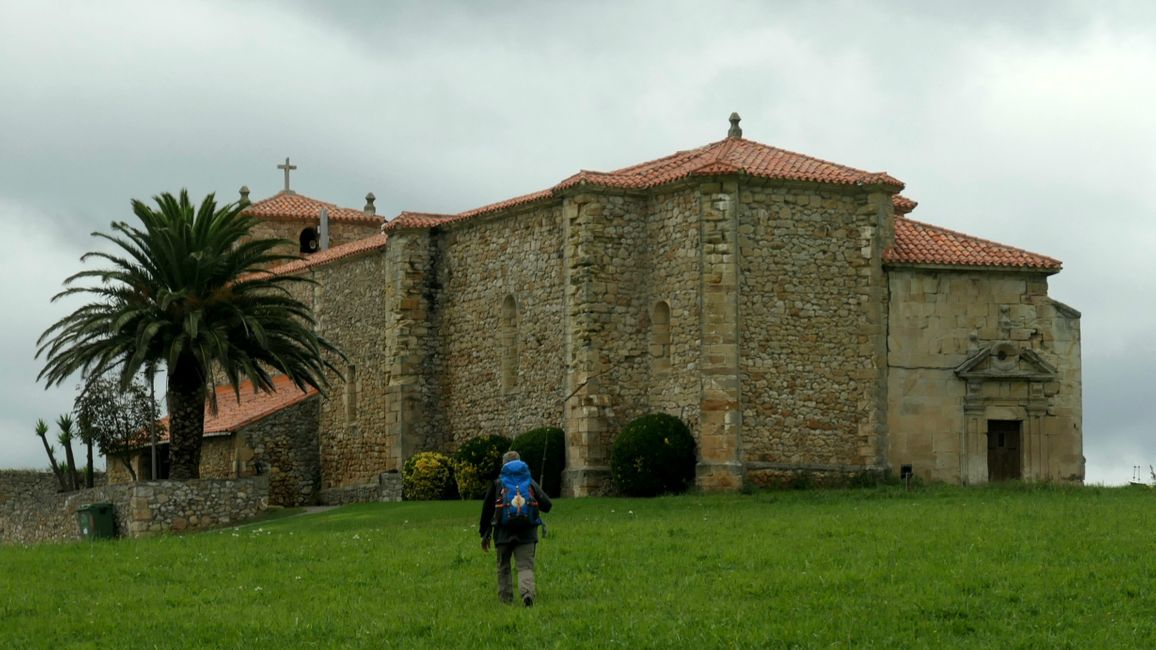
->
xmin=1 ymin=474 xmax=268 ymax=544
xmin=128 ymin=476 xmax=269 ymax=537
xmin=318 ymin=472 xmax=402 ymax=505
xmin=0 ymin=470 xmax=131 ymax=544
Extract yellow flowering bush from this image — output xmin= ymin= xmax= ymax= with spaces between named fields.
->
xmin=402 ymin=451 xmax=457 ymax=500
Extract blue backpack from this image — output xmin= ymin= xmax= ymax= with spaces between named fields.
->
xmin=495 ymin=460 xmax=541 ymax=530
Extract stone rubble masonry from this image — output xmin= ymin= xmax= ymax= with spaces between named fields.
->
xmin=0 ymin=470 xmax=268 ymax=544
xmin=319 ymin=471 xmax=403 ymax=505
xmin=738 ymin=185 xmax=893 ymax=486
xmin=561 ymin=192 xmax=652 ymax=495
xmin=428 ymin=204 xmax=568 ymax=456
xmin=291 ymin=241 xmax=397 ymax=493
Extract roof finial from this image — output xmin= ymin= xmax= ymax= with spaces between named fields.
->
xmin=364 ymin=192 xmax=377 ymax=216
xmin=277 ymin=157 xmax=297 ymax=193
xmin=728 ymin=112 xmax=742 ymax=138
xmin=238 ymin=185 xmax=250 ymax=206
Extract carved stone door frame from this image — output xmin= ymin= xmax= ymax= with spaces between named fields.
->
xmin=955 ymin=342 xmax=1056 ymax=485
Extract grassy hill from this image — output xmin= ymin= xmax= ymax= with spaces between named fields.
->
xmin=2 ymin=484 xmax=1154 ymax=648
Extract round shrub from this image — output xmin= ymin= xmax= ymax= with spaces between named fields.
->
xmin=611 ymin=413 xmax=696 ymax=497
xmin=452 ymin=434 xmax=512 ymax=500
xmin=509 ymin=427 xmax=566 ymax=497
xmin=402 ymin=451 xmax=458 ymax=500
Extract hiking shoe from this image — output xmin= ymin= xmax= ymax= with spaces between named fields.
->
xmin=523 ymin=596 xmax=534 ymax=607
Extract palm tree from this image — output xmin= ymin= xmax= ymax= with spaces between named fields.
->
xmin=56 ymin=413 xmax=80 ymax=491
xmin=37 ymin=190 xmax=343 ymax=479
xmin=34 ymin=418 xmax=66 ymax=490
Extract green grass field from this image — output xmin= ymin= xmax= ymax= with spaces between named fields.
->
xmin=2 ymin=484 xmax=1153 ymax=649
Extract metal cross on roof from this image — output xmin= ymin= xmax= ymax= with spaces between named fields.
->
xmin=277 ymin=157 xmax=297 ymax=192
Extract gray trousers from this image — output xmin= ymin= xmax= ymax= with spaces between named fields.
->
xmin=495 ymin=542 xmax=536 ymax=603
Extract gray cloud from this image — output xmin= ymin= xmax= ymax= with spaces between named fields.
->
xmin=1 ymin=0 xmax=1151 ymax=483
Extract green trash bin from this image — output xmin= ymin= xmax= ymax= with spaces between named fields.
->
xmin=77 ymin=503 xmax=116 ymax=540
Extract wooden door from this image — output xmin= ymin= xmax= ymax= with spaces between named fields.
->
xmin=987 ymin=420 xmax=1022 ymax=482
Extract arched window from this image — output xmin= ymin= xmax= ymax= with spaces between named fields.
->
xmin=299 ymin=227 xmax=320 ymax=254
xmin=651 ymin=301 xmax=671 ymax=374
xmin=501 ymin=295 xmax=519 ymax=392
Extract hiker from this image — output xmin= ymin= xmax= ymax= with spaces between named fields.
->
xmin=480 ymin=450 xmax=553 ymax=606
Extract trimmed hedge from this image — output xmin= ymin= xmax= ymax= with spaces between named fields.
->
xmin=611 ymin=413 xmax=696 ymax=497
xmin=402 ymin=451 xmax=458 ymax=500
xmin=509 ymin=427 xmax=565 ymax=498
xmin=452 ymin=435 xmax=512 ymax=500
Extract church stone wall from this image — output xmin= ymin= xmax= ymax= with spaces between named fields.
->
xmin=887 ymin=269 xmax=1083 ymax=483
xmin=737 ymin=184 xmax=891 ymax=483
xmin=235 ymin=397 xmax=321 ymax=506
xmin=574 ymin=194 xmax=652 ymax=450
xmin=306 ymin=250 xmax=396 ymax=488
xmin=428 ymin=204 xmax=568 ymax=448
xmin=644 ymin=187 xmax=704 ymax=429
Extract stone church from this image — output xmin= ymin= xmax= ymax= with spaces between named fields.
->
xmin=108 ymin=115 xmax=1083 ymax=501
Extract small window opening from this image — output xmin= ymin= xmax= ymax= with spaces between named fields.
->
xmin=500 ymin=295 xmax=518 ymax=392
xmin=299 ymin=227 xmax=320 ymax=254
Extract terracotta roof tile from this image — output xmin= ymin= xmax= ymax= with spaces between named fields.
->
xmin=892 ymin=194 xmax=918 ymax=215
xmin=243 ymin=191 xmax=380 ymax=224
xmin=887 ymin=217 xmax=1061 ymax=271
xmin=384 ymin=137 xmax=904 ymax=230
xmin=384 ymin=211 xmax=458 ymax=231
xmin=552 ymin=137 xmax=904 ymax=193
xmin=152 ymin=375 xmax=318 ymax=443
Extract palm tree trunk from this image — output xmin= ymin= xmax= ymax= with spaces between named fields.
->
xmin=61 ymin=438 xmax=78 ymax=491
xmin=167 ymin=362 xmax=206 ymax=480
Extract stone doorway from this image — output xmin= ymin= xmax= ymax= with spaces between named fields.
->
xmin=987 ymin=420 xmax=1022 ymax=482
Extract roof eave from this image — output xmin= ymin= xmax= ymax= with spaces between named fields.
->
xmin=883 ymin=261 xmax=1061 ymax=275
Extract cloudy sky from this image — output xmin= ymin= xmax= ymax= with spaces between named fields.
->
xmin=1 ymin=0 xmax=1152 ymax=484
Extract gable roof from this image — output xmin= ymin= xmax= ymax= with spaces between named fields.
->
xmin=885 ymin=217 xmax=1061 ymax=271
xmin=243 ymin=191 xmax=380 ymax=224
